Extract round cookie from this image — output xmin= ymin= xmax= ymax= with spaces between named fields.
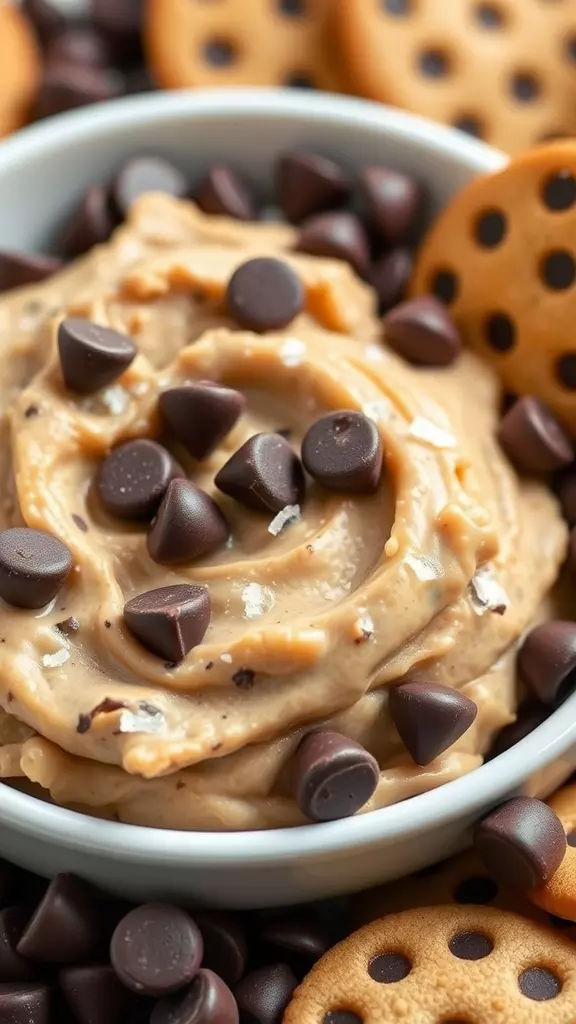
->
xmin=411 ymin=141 xmax=576 ymax=435
xmin=336 ymin=0 xmax=576 ymax=155
xmin=0 ymin=1 xmax=41 ymax=137
xmin=145 ymin=0 xmax=345 ymax=93
xmin=285 ymin=904 xmax=576 ymax=1024
xmin=529 ymin=783 xmax=576 ymax=923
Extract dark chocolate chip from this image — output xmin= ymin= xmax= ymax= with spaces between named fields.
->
xmin=518 ymin=967 xmax=561 ymax=1001
xmin=124 ymin=584 xmax=211 ymax=662
xmin=194 ymin=913 xmax=247 ymax=988
xmin=97 ymin=440 xmax=183 ymax=522
xmin=17 ymin=874 xmax=104 ymax=964
xmin=511 ymin=72 xmax=540 ymax=102
xmin=360 ymin=166 xmax=422 ymax=244
xmin=35 ymin=63 xmax=119 ymax=119
xmin=278 ymin=0 xmax=305 ymax=15
xmin=557 ymin=469 xmax=576 ymax=525
xmin=383 ymin=0 xmax=410 ymax=11
xmin=301 ymin=411 xmax=383 ymax=494
xmin=151 ymin=969 xmax=238 ymax=1024
xmin=203 ymin=39 xmax=237 ymax=67
xmin=389 ymin=682 xmax=477 ymax=766
xmin=112 ymin=157 xmax=188 ymax=220
xmin=293 ymin=730 xmax=379 ymax=823
xmin=159 ymin=382 xmax=246 ymax=460
xmin=323 ymin=1015 xmax=363 ymax=1024
xmin=431 ymin=269 xmax=459 ymax=304
xmin=58 ymin=318 xmax=136 ymax=394
xmin=226 ymin=257 xmax=304 ymax=332
xmin=46 ymin=27 xmax=111 ymax=68
xmin=473 ymin=796 xmax=567 ymax=890
xmin=486 ymin=699 xmax=549 ymax=759
xmin=419 ymin=48 xmax=449 ymax=77
xmin=368 ymin=952 xmax=411 ymax=982
xmin=295 ymin=212 xmax=370 ymax=275
xmin=0 ymin=908 xmax=35 ymax=983
xmin=260 ymin=917 xmax=331 ymax=968
xmin=454 ymin=115 xmax=484 ymax=138
xmin=285 ymin=72 xmax=316 ymax=89
xmin=542 ymin=171 xmax=576 ymax=211
xmin=72 ymin=514 xmax=88 ymax=532
xmin=541 ymin=250 xmax=576 ymax=290
xmin=383 ymin=295 xmax=462 ymax=366
xmin=497 ymin=397 xmax=573 ymax=472
xmin=235 ymin=964 xmax=297 ymax=1024
xmin=76 ymin=698 xmax=125 ymax=735
xmin=474 ymin=209 xmax=507 ymax=248
xmin=368 ymin=248 xmax=413 ymax=314
xmin=62 ymin=185 xmax=117 ymax=259
xmin=0 ymin=252 xmax=62 ymax=293
xmin=60 ymin=964 xmax=130 ymax=1024
xmin=484 ymin=312 xmax=515 ymax=352
xmin=193 ymin=165 xmax=255 ymax=222
xmin=518 ymin=620 xmax=576 ymax=704
xmin=0 ymin=528 xmax=72 ymax=609
xmin=475 ymin=3 xmax=504 ymax=27
xmin=276 ymin=152 xmax=351 ymax=223
xmin=215 ymin=433 xmax=305 ymax=514
xmin=0 ymin=983 xmax=51 ymax=1024
xmin=55 ymin=616 xmax=80 ymax=637
xmin=111 ymin=904 xmax=203 ymax=997
xmin=147 ymin=479 xmax=229 ymax=565
xmin=448 ymin=932 xmax=493 ymax=960
xmin=556 ymin=353 xmax=576 ymax=389
xmin=232 ymin=668 xmax=255 ymax=689
xmin=453 ymin=876 xmax=498 ymax=904
xmin=22 ymin=0 xmax=66 ymax=43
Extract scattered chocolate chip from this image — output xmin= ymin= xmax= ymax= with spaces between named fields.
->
xmin=259 ymin=916 xmax=331 ymax=971
xmin=72 ymin=514 xmax=88 ymax=532
xmin=151 ymin=969 xmax=238 ymax=1024
xmin=431 ymin=268 xmax=459 ymax=304
xmin=323 ymin=1014 xmax=362 ymax=1024
xmin=453 ymin=876 xmax=498 ymax=904
xmin=448 ymin=931 xmax=493 ymax=960
xmin=235 ymin=964 xmax=297 ymax=1024
xmin=17 ymin=874 xmax=104 ymax=964
xmin=541 ymin=250 xmax=576 ymax=290
xmin=474 ymin=209 xmax=507 ymax=248
xmin=473 ymin=796 xmax=567 ymax=890
xmin=124 ymin=584 xmax=211 ymax=662
xmin=0 ymin=908 xmax=35 ymax=983
xmin=194 ymin=913 xmax=247 ymax=988
xmin=111 ymin=157 xmax=188 ymax=220
xmin=159 ymin=382 xmax=246 ymax=460
xmin=556 ymin=353 xmax=576 ymax=389
xmin=226 ymin=257 xmax=305 ymax=332
xmin=518 ymin=620 xmax=576 ymax=704
xmin=22 ymin=0 xmax=66 ymax=43
xmin=104 ymin=620 xmax=112 ymax=629
xmin=383 ymin=295 xmax=462 ymax=366
xmin=360 ymin=166 xmax=422 ymax=244
xmin=97 ymin=440 xmax=183 ymax=522
xmin=368 ymin=952 xmax=411 ymax=982
xmin=62 ymin=185 xmax=117 ymax=259
xmin=35 ymin=63 xmax=119 ymax=119
xmin=193 ymin=165 xmax=255 ymax=221
xmin=232 ymin=668 xmax=255 ymax=689
xmin=77 ymin=698 xmax=126 ymax=735
xmin=0 ymin=983 xmax=51 ymax=1024
xmin=147 ymin=479 xmax=229 ymax=565
xmin=276 ymin=152 xmax=351 ymax=223
xmin=58 ymin=318 xmax=136 ymax=394
xmin=60 ymin=964 xmax=130 ymax=1024
xmin=77 ymin=714 xmax=91 ymax=735
xmin=518 ymin=966 xmax=561 ymax=1001
xmin=55 ymin=616 xmax=79 ymax=636
xmin=497 ymin=396 xmax=573 ymax=472
xmin=542 ymin=170 xmax=576 ymax=212
xmin=24 ymin=405 xmax=40 ymax=419
xmin=46 ymin=27 xmax=111 ymax=68
xmin=301 ymin=411 xmax=383 ymax=494
xmin=293 ymin=730 xmax=379 ymax=823
xmin=0 ymin=528 xmax=72 ymax=610
xmin=0 ymin=252 xmax=62 ymax=293
xmin=295 ymin=211 xmax=370 ymax=275
xmin=110 ymin=904 xmax=203 ymax=997
xmin=486 ymin=699 xmax=549 ymax=759
xmin=215 ymin=433 xmax=305 ymax=514
xmin=389 ymin=682 xmax=478 ymax=766
xmin=368 ymin=248 xmax=413 ymax=314
xmin=556 ymin=468 xmax=576 ymax=525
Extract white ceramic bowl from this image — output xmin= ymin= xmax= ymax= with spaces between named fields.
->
xmin=0 ymin=89 xmax=572 ymax=909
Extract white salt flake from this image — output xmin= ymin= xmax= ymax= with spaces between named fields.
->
xmin=101 ymin=385 xmax=129 ymax=415
xmin=242 ymin=582 xmax=275 ymax=619
xmin=405 ymin=554 xmax=444 ymax=582
xmin=469 ymin=568 xmax=509 ymax=615
xmin=280 ymin=338 xmax=306 ymax=367
xmin=268 ymin=504 xmax=301 ymax=536
xmin=118 ymin=704 xmax=166 ymax=734
xmin=220 ymin=653 xmax=233 ymax=664
xmin=409 ymin=417 xmax=457 ymax=449
xmin=42 ymin=648 xmax=70 ymax=668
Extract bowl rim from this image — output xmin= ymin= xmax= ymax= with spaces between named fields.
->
xmin=1 ymin=87 xmax=564 ymax=866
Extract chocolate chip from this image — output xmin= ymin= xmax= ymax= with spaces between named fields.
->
xmin=216 ymin=433 xmax=304 ymax=514
xmin=58 ymin=318 xmax=136 ymax=394
xmin=518 ymin=967 xmax=561 ymax=1001
xmin=542 ymin=171 xmax=576 ymax=211
xmin=361 ymin=166 xmax=422 ymax=244
xmin=473 ymin=796 xmax=567 ymax=890
xmin=541 ymin=250 xmax=576 ymax=290
xmin=151 ymin=969 xmax=238 ymax=1024
xmin=62 ymin=185 xmax=117 ymax=258
xmin=260 ymin=916 xmax=331 ymax=968
xmin=235 ymin=964 xmax=297 ymax=1024
xmin=22 ymin=0 xmax=66 ymax=43
xmin=0 ymin=252 xmax=62 ymax=293
xmin=431 ymin=269 xmax=459 ymax=304
xmin=226 ymin=257 xmax=304 ymax=332
xmin=498 ymin=396 xmax=573 ymax=472
xmin=475 ymin=2 xmax=504 ymax=27
xmin=112 ymin=157 xmax=188 ymax=220
xmin=25 ymin=405 xmax=40 ymax=419
xmin=419 ymin=48 xmax=449 ymax=77
xmin=203 ymin=39 xmax=237 ymax=67
xmin=453 ymin=876 xmax=499 ymax=904
xmin=293 ymin=730 xmax=379 ymax=823
xmin=72 ymin=514 xmax=88 ymax=533
xmin=159 ymin=382 xmax=246 ymax=461
xmin=511 ymin=71 xmax=539 ymax=102
xmin=484 ymin=312 xmax=515 ymax=352
xmin=276 ymin=152 xmax=351 ymax=223
xmin=76 ymin=698 xmax=125 ymax=736
xmin=368 ymin=249 xmax=413 ymax=314
xmin=193 ymin=165 xmax=255 ymax=221
xmin=389 ymin=682 xmax=477 ymax=766
xmin=556 ymin=353 xmax=576 ymax=389
xmin=448 ymin=932 xmax=493 ymax=960
xmin=368 ymin=953 xmax=411 ymax=982
xmin=232 ymin=668 xmax=255 ymax=689
xmin=0 ymin=908 xmax=35 ymax=983
xmin=453 ymin=114 xmax=484 ymax=139
xmin=518 ymin=620 xmax=576 ymax=704
xmin=17 ymin=874 xmax=103 ymax=963
xmin=46 ymin=27 xmax=111 ymax=68
xmin=147 ymin=480 xmax=229 ymax=565
xmin=383 ymin=296 xmax=462 ymax=366
xmin=487 ymin=699 xmax=549 ymax=759
xmin=55 ymin=616 xmax=80 ymax=637
xmin=111 ymin=904 xmax=203 ymax=997
xmin=285 ymin=72 xmax=316 ymax=88
xmin=302 ymin=411 xmax=383 ymax=494
xmin=97 ymin=440 xmax=183 ymax=522
xmin=0 ymin=984 xmax=51 ymax=1024
xmin=60 ymin=964 xmax=130 ymax=1024
xmin=295 ymin=212 xmax=370 ymax=275
xmin=0 ymin=528 xmax=72 ymax=609
xmin=124 ymin=584 xmax=211 ymax=662
xmin=323 ymin=1015 xmax=363 ymax=1024
xmin=475 ymin=209 xmax=507 ymax=248
xmin=194 ymin=913 xmax=247 ymax=987
xmin=35 ymin=63 xmax=119 ymax=119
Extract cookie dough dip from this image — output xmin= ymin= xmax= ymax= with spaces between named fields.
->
xmin=0 ymin=153 xmax=567 ymax=833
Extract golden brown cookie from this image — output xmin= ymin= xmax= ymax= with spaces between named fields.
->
xmin=529 ymin=783 xmax=576 ymax=923
xmin=285 ymin=904 xmax=576 ymax=1024
xmin=0 ymin=1 xmax=41 ymax=137
xmin=145 ymin=0 xmax=345 ymax=92
xmin=336 ymin=0 xmax=576 ymax=155
xmin=411 ymin=141 xmax=576 ymax=435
